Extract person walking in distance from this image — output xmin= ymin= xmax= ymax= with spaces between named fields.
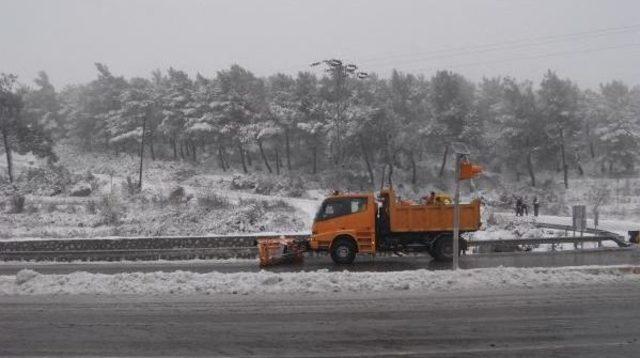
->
xmin=533 ymin=196 xmax=540 ymax=217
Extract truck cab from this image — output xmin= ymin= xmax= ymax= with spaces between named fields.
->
xmin=309 ymin=189 xmax=481 ymax=264
xmin=309 ymin=192 xmax=377 ymax=264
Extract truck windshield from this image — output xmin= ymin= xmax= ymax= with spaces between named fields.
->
xmin=315 ymin=198 xmax=367 ymax=221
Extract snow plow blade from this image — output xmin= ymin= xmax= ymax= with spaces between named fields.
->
xmin=256 ymin=236 xmax=308 ymax=267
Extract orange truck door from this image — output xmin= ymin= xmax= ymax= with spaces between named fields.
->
xmin=312 ymin=196 xmax=376 ymax=253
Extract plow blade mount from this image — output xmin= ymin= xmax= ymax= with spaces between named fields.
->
xmin=257 ymin=236 xmax=307 ymax=267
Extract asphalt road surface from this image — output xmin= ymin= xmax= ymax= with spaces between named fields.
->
xmin=1 ymin=283 xmax=638 ymax=357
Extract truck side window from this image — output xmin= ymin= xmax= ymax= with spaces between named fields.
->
xmin=317 ymin=199 xmax=348 ymax=220
xmin=350 ymin=198 xmax=367 ymax=213
xmin=316 ymin=198 xmax=367 ymax=221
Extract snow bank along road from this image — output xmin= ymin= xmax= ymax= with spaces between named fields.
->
xmin=1 ymin=245 xmax=638 ymax=276
xmin=1 ymin=283 xmax=638 ymax=357
xmin=1 ymin=265 xmax=638 ymax=295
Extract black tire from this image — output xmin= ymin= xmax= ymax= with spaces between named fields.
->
xmin=330 ymin=238 xmax=357 ymax=264
xmin=432 ymin=235 xmax=454 ymax=262
xmin=425 ymin=246 xmax=435 ymax=259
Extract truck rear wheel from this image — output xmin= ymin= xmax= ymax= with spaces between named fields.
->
xmin=330 ymin=238 xmax=356 ymax=264
xmin=433 ymin=235 xmax=454 ymax=262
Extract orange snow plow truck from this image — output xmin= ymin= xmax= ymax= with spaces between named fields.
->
xmin=309 ymin=188 xmax=481 ymax=264
xmin=258 ymin=188 xmax=482 ymax=266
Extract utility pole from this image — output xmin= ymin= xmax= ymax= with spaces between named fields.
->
xmin=452 ymin=153 xmax=462 ymax=271
xmin=451 ymin=142 xmax=482 ymax=270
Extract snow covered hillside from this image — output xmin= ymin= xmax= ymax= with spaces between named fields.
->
xmin=1 ymin=145 xmax=321 ymax=240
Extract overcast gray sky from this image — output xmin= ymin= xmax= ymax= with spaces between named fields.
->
xmin=1 ymin=0 xmax=639 ymax=89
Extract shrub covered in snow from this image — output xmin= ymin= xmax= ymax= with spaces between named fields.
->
xmin=69 ymin=182 xmax=92 ymax=197
xmin=197 ymin=192 xmax=230 ymax=209
xmin=121 ymin=176 xmax=140 ymax=197
xmin=10 ymin=193 xmax=25 ymax=213
xmin=16 ymin=164 xmax=74 ymax=196
xmin=230 ymin=173 xmax=306 ymax=197
xmin=168 ymin=186 xmax=186 ymax=204
xmin=98 ymin=192 xmax=126 ymax=225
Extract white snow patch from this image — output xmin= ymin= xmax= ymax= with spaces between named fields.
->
xmin=1 ymin=265 xmax=638 ymax=296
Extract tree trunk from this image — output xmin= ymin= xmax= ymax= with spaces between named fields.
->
xmin=334 ymin=98 xmax=344 ymax=166
xmin=312 ymin=143 xmax=317 ymax=175
xmin=138 ymin=116 xmax=147 ymax=189
xmin=525 ymin=137 xmax=536 ymax=187
xmin=387 ymin=162 xmax=394 ymax=188
xmin=148 ymin=135 xmax=155 ymax=161
xmin=586 ymin=123 xmax=596 ymax=159
xmin=285 ymin=128 xmax=292 ymax=171
xmin=1 ymin=128 xmax=13 ymax=183
xmin=172 ymin=138 xmax=177 ymax=160
xmin=526 ymin=151 xmax=536 ymax=187
xmin=275 ymin=147 xmax=280 ymax=175
xmin=179 ymin=141 xmax=185 ymax=159
xmin=257 ymin=139 xmax=272 ymax=173
xmin=246 ymin=150 xmax=252 ymax=166
xmin=190 ymin=141 xmax=197 ymax=162
xmin=217 ymin=145 xmax=227 ymax=171
xmin=409 ymin=151 xmax=417 ymax=185
xmin=359 ymin=135 xmax=375 ymax=187
xmin=439 ymin=145 xmax=449 ymax=177
xmin=560 ymin=129 xmax=568 ymax=189
xmin=237 ymin=143 xmax=248 ymax=173
xmin=574 ymin=151 xmax=584 ymax=176
xmin=379 ymin=165 xmax=386 ymax=191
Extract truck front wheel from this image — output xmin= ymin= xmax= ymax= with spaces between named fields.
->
xmin=330 ymin=238 xmax=357 ymax=264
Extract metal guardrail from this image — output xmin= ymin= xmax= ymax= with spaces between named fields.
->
xmin=0 ymin=234 xmax=296 ymax=261
xmin=468 ymin=235 xmax=627 ymax=247
xmin=468 ymin=222 xmax=630 ymax=249
xmin=0 ymin=247 xmax=258 ymax=261
xmin=531 ymin=222 xmax=629 ymax=247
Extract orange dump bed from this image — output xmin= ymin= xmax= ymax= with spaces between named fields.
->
xmin=385 ymin=190 xmax=481 ymax=233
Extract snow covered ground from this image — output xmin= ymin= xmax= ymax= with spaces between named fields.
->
xmin=1 ymin=265 xmax=638 ymax=296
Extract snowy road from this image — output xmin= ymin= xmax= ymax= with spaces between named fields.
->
xmin=1 ymin=284 xmax=638 ymax=357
